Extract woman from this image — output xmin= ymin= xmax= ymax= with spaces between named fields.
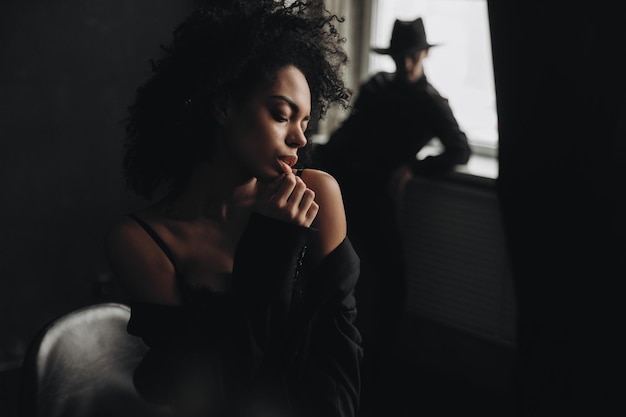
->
xmin=104 ymin=1 xmax=362 ymax=416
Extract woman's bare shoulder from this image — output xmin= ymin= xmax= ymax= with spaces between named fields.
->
xmin=300 ymin=169 xmax=345 ymax=216
xmin=299 ymin=168 xmax=342 ymax=198
xmin=104 ymin=216 xmax=180 ymax=305
xmin=299 ymin=168 xmax=347 ymax=261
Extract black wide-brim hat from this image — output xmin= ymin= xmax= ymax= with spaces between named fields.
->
xmin=372 ymin=17 xmax=437 ymax=56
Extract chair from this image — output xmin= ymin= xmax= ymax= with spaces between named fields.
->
xmin=18 ymin=302 xmax=171 ymax=417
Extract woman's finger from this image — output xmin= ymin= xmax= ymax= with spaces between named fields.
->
xmin=270 ymin=173 xmax=298 ymax=205
xmin=285 ymin=176 xmax=307 ymax=206
xmin=257 ymin=173 xmax=285 ymax=201
xmin=255 ymin=173 xmax=319 ymax=227
xmin=303 ymin=201 xmax=319 ymax=227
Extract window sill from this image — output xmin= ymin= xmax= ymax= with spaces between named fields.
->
xmin=455 ymin=153 xmax=498 ymax=180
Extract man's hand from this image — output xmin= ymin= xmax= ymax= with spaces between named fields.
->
xmin=388 ymin=164 xmax=413 ymax=205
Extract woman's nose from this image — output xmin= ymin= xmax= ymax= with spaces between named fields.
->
xmin=287 ymin=126 xmax=308 ymax=148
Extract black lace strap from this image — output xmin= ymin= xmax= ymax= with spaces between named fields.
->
xmin=127 ymin=214 xmax=180 ymax=275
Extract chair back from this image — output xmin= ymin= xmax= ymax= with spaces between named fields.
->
xmin=19 ymin=302 xmax=171 ymax=417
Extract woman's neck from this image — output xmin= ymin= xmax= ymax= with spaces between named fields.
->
xmin=159 ymin=160 xmax=258 ymax=222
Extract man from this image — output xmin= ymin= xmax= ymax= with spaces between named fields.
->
xmin=317 ymin=17 xmax=471 ymax=185
xmin=313 ymin=16 xmax=471 ymax=414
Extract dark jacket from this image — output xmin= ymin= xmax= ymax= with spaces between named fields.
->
xmin=317 ymin=72 xmax=471 ymax=185
xmin=126 ymin=212 xmax=363 ymax=417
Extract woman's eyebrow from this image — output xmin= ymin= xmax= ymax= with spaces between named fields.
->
xmin=268 ymin=95 xmax=309 ymax=118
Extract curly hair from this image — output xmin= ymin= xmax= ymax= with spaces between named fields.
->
xmin=123 ymin=0 xmax=350 ymax=200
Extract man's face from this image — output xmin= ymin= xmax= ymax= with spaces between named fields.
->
xmin=393 ymin=49 xmax=429 ymax=83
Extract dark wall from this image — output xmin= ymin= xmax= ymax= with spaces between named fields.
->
xmin=0 ymin=0 xmax=194 ymax=364
xmin=488 ymin=2 xmax=624 ymax=415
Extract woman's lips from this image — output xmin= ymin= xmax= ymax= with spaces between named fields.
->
xmin=278 ymin=159 xmax=292 ymax=174
xmin=277 ymin=156 xmax=298 ymax=174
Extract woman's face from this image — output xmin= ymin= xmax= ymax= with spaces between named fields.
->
xmin=223 ymin=65 xmax=311 ymax=183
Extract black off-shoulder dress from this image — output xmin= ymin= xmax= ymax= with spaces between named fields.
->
xmin=125 ymin=212 xmax=363 ymax=417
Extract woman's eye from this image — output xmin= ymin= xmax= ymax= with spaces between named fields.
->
xmin=273 ymin=113 xmax=288 ymax=122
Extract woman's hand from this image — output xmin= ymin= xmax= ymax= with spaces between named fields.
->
xmin=255 ymin=172 xmax=319 ymax=228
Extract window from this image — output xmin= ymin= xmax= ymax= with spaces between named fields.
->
xmin=369 ymin=0 xmax=498 ymax=178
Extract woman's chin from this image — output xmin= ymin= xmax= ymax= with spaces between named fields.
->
xmin=255 ymin=171 xmax=281 ymax=184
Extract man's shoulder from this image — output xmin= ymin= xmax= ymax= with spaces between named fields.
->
xmin=420 ymin=77 xmax=446 ymax=99
xmin=362 ymin=72 xmax=395 ymax=91
xmin=371 ymin=71 xmax=395 ymax=83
